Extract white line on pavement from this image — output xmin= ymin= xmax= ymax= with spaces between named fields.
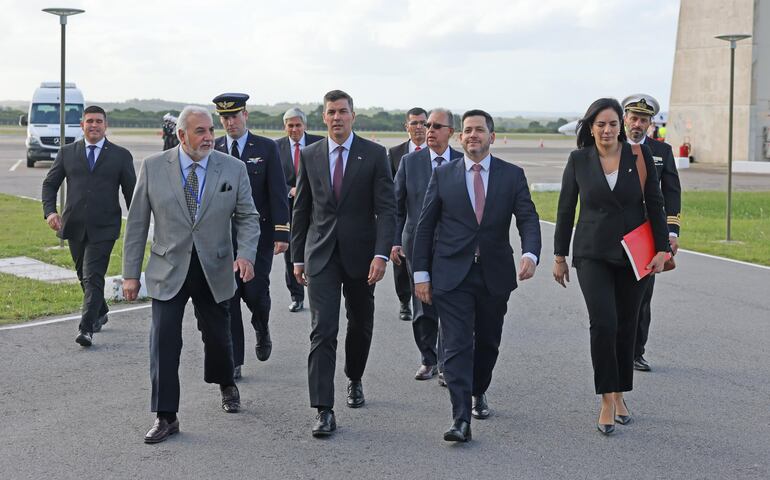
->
xmin=9 ymin=159 xmax=23 ymax=171
xmin=0 ymin=304 xmax=152 ymax=331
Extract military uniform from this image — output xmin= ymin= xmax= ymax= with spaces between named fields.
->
xmin=623 ymin=94 xmax=682 ymax=371
xmin=213 ymin=93 xmax=290 ymax=373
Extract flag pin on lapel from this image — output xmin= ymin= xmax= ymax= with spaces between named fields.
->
xmin=357 ymin=156 xmax=362 ymax=160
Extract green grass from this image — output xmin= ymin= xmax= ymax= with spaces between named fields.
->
xmin=0 ymin=193 xmax=149 ymax=323
xmin=531 ymin=191 xmax=770 ymax=266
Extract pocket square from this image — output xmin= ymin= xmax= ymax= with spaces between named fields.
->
xmin=220 ymin=182 xmax=232 ymax=192
xmin=247 ymin=157 xmax=263 ymax=164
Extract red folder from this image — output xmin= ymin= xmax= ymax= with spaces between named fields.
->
xmin=621 ymin=220 xmax=672 ymax=281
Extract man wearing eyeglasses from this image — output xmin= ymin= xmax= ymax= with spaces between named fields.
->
xmin=387 ymin=107 xmax=428 ymax=322
xmin=393 ymin=108 xmax=462 ymax=385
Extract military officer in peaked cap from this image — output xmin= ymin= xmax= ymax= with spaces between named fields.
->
xmin=213 ymin=93 xmax=290 ymax=379
xmin=622 ymin=93 xmax=682 ymax=373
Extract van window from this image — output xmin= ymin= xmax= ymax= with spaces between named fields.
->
xmin=30 ymin=103 xmax=83 ymax=125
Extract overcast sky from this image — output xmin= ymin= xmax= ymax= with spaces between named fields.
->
xmin=1 ymin=0 xmax=680 ymax=114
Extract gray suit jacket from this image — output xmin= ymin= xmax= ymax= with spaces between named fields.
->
xmin=394 ymin=147 xmax=462 ymax=260
xmin=122 ymin=148 xmax=260 ymax=303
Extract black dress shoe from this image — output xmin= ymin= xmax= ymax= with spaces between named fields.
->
xmin=254 ymin=326 xmax=272 ymax=361
xmin=312 ymin=409 xmax=336 ymax=437
xmin=233 ymin=365 xmax=242 ymax=380
xmin=92 ymin=314 xmax=108 ymax=333
xmin=221 ymin=385 xmax=240 ymax=413
xmin=471 ymin=394 xmax=490 ymax=419
xmin=443 ymin=419 xmax=472 ymax=442
xmin=75 ymin=330 xmax=92 ymax=347
xmin=347 ymin=380 xmax=365 ymax=408
xmin=634 ymin=356 xmax=651 ymax=372
xmin=597 ymin=423 xmax=616 ymax=435
xmin=615 ymin=399 xmax=632 ymax=425
xmin=144 ymin=417 xmax=179 ymax=444
xmin=288 ymin=300 xmax=304 ymax=312
xmin=414 ymin=364 xmax=438 ymax=380
xmin=399 ymin=302 xmax=412 ymax=321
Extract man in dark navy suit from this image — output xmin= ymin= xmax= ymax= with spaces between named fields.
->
xmin=213 ymin=93 xmax=290 ymax=379
xmin=412 ymin=110 xmax=541 ymax=442
xmin=622 ymin=94 xmax=682 ymax=372
xmin=276 ymin=107 xmax=324 ymax=313
xmin=393 ymin=108 xmax=462 ymax=384
xmin=387 ymin=107 xmax=428 ymax=321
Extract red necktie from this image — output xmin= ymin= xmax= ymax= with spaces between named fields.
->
xmin=415 ymin=146 xmax=422 ymax=151
xmin=293 ymin=142 xmax=301 ymax=174
xmin=332 ymin=146 xmax=344 ymax=202
xmin=471 ymin=163 xmax=485 ymax=224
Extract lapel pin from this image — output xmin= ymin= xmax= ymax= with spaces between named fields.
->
xmin=628 ymin=168 xmax=632 ymax=172
xmin=357 ymin=156 xmax=362 ymax=160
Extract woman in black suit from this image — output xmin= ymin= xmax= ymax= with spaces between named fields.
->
xmin=553 ymin=98 xmax=669 ymax=435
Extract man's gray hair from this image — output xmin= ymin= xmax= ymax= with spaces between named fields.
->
xmin=283 ymin=107 xmax=307 ymax=125
xmin=177 ymin=105 xmax=212 ymax=140
xmin=430 ymin=108 xmax=454 ymax=128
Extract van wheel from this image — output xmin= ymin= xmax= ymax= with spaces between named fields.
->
xmin=27 ymin=154 xmax=35 ymax=168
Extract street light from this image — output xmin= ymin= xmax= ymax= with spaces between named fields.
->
xmin=715 ymin=33 xmax=751 ymax=242
xmin=43 ymin=8 xmax=84 ymax=246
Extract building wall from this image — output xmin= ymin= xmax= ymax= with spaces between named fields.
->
xmin=667 ymin=0 xmax=765 ymax=164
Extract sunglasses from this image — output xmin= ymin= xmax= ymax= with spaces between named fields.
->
xmin=425 ymin=122 xmax=451 ymax=130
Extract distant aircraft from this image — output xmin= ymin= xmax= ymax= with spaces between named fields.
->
xmin=558 ymin=120 xmax=578 ymax=136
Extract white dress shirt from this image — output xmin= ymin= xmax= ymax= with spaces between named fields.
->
xmin=429 ymin=147 xmax=451 ymax=169
xmin=178 ymin=146 xmax=209 ymax=220
xmin=226 ymin=131 xmax=248 ymax=157
xmin=409 ymin=140 xmax=427 ymax=153
xmin=84 ymin=137 xmax=106 ymax=164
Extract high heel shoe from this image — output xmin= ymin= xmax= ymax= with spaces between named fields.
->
xmin=615 ymin=399 xmax=632 ymax=425
xmin=597 ymin=404 xmax=615 ymax=435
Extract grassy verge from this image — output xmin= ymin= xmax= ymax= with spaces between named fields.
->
xmin=531 ymin=191 xmax=769 ymax=266
xmin=0 ymin=193 xmax=148 ymax=323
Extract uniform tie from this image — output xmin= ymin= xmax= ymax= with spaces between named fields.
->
xmin=471 ymin=163 xmax=485 ymax=224
xmin=294 ymin=142 xmax=301 ymax=174
xmin=332 ymin=145 xmax=344 ymax=202
xmin=185 ymin=163 xmax=199 ymax=223
xmin=230 ymin=140 xmax=240 ymax=159
xmin=87 ymin=145 xmax=96 ymax=171
xmin=435 ymin=156 xmax=444 ymax=167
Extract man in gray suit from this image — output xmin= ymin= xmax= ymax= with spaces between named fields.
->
xmin=122 ymin=106 xmax=260 ymax=444
xmin=292 ymin=90 xmax=395 ymax=437
xmin=393 ymin=108 xmax=462 ymax=383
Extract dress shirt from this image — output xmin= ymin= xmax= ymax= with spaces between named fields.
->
xmin=226 ymin=131 xmax=249 ymax=158
xmin=605 ymin=170 xmax=618 ymax=190
xmin=84 ymin=137 xmax=106 ymax=165
xmin=409 ymin=140 xmax=427 ymax=154
xmin=292 ymin=133 xmax=307 ymax=150
xmin=429 ymin=147 xmax=451 ymax=169
xmin=178 ymin=146 xmax=209 ymax=202
xmin=413 ymin=153 xmax=537 ymax=284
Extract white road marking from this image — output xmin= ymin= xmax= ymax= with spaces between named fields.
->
xmin=0 ymin=303 xmax=152 ymax=331
xmin=9 ymin=159 xmax=22 ymax=171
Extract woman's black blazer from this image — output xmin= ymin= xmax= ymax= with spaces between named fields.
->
xmin=554 ymin=142 xmax=669 ymax=264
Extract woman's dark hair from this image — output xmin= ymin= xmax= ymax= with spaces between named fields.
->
xmin=576 ymin=98 xmax=626 ymax=148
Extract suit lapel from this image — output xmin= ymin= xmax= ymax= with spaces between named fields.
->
xmin=453 ymin=158 xmax=477 ymax=225
xmin=481 ymin=157 xmax=502 ymax=224
xmin=92 ymin=139 xmax=109 ymax=172
xmin=315 ymin=139 xmax=333 ymax=203
xmin=196 ymin=153 xmax=222 ymax=221
xmin=338 ymin=135 xmax=363 ymax=206
xmin=589 ymin=146 xmax=622 ymax=208
xmin=165 ymin=149 xmax=193 ymax=226
xmin=615 ymin=143 xmax=636 ymax=197
xmin=419 ymin=150 xmax=432 ymax=184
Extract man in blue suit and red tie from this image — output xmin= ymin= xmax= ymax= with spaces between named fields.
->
xmin=412 ymin=110 xmax=541 ymax=442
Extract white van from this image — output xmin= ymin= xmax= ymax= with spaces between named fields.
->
xmin=20 ymin=82 xmax=85 ymax=167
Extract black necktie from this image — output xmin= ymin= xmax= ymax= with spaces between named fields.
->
xmin=185 ymin=163 xmax=199 ymax=222
xmin=230 ymin=141 xmax=240 ymax=159
xmin=435 ymin=156 xmax=444 ymax=167
xmin=87 ymin=145 xmax=97 ymax=171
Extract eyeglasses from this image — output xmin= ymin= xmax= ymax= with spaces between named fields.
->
xmin=407 ymin=120 xmax=427 ymax=127
xmin=425 ymin=122 xmax=451 ymax=130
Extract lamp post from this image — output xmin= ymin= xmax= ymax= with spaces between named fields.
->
xmin=715 ymin=33 xmax=751 ymax=242
xmin=43 ymin=7 xmax=84 ymax=247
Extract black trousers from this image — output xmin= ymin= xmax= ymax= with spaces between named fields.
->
xmin=68 ymin=235 xmax=114 ymax=333
xmin=307 ymin=248 xmax=375 ymax=408
xmin=405 ymin=258 xmax=442 ymax=368
xmin=635 ymin=274 xmax=655 ymax=358
xmin=575 ymin=259 xmax=650 ymax=394
xmin=284 ymin=248 xmax=304 ymax=301
xmin=392 ymin=258 xmax=412 ymax=304
xmin=149 ymin=250 xmax=234 ymax=413
xmin=434 ymin=264 xmax=509 ymax=423
xmin=230 ymin=247 xmax=273 ymax=366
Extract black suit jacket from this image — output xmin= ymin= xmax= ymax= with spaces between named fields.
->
xmin=554 ymin=142 xmax=668 ymax=263
xmin=42 ymin=138 xmax=136 ymax=242
xmin=291 ymin=134 xmax=396 ymax=278
xmin=412 ymin=156 xmax=542 ymax=296
xmin=215 ymin=131 xmax=289 ymax=248
xmin=276 ymin=133 xmax=324 ymax=189
xmin=644 ymin=136 xmax=681 ymax=235
xmin=387 ymin=140 xmax=414 ymax=176
xmin=394 ymin=147 xmax=463 ymax=259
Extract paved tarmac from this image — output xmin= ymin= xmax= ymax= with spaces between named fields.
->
xmin=1 ymin=221 xmax=769 ymax=479
xmin=1 ymin=132 xmax=769 ymax=479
